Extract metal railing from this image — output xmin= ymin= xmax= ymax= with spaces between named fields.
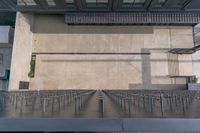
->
xmin=1 ymin=89 xmax=200 ymax=118
xmin=103 ymin=90 xmax=198 ymax=117
xmin=0 ymin=90 xmax=96 ymax=116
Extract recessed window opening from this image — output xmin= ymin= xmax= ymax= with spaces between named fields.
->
xmin=17 ymin=0 xmax=36 ymax=6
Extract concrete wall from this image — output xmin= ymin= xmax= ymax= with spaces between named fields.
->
xmin=31 ymin=55 xmax=143 ymax=90
xmin=192 ymin=50 xmax=200 ymax=83
xmin=8 ymin=12 xmax=34 ymax=91
xmin=9 ymin=14 xmax=197 ymax=90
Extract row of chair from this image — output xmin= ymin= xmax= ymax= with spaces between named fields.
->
xmin=0 ymin=90 xmax=96 ymax=114
xmin=103 ymin=90 xmax=198 ymax=117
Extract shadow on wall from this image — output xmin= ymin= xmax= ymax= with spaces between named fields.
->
xmin=31 ymin=14 xmax=154 ymax=34
xmin=129 ymin=84 xmax=188 ymax=90
xmin=129 ymin=48 xmax=188 ymax=90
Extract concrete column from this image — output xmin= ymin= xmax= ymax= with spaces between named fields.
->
xmin=8 ymin=12 xmax=34 ymax=91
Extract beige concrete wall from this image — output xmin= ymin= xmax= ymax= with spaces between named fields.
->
xmin=29 ymin=15 xmax=194 ymax=90
xmin=178 ymin=54 xmax=193 ymax=76
xmin=168 ymin=53 xmax=179 ymax=76
xmin=170 ymin=27 xmax=194 ymax=48
xmin=9 ymin=14 xmax=196 ymax=90
xmin=8 ymin=12 xmax=34 ymax=91
xmin=30 ymin=55 xmax=142 ymax=90
xmin=192 ymin=51 xmax=200 ymax=83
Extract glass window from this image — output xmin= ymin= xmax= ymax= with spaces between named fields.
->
xmin=65 ymin=0 xmax=74 ymax=4
xmin=17 ymin=0 xmax=25 ymax=6
xmin=86 ymin=0 xmax=108 ymax=4
xmin=123 ymin=0 xmax=145 ymax=4
xmin=86 ymin=0 xmax=108 ymax=7
xmin=122 ymin=0 xmax=146 ymax=7
xmin=134 ymin=0 xmax=146 ymax=4
xmin=46 ymin=0 xmax=56 ymax=6
xmin=17 ymin=0 xmax=36 ymax=6
xmin=65 ymin=0 xmax=75 ymax=6
xmin=123 ymin=0 xmax=134 ymax=4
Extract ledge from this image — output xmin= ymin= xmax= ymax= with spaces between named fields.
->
xmin=0 ymin=118 xmax=200 ymax=132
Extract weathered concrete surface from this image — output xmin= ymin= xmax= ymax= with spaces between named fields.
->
xmin=192 ymin=50 xmax=200 ymax=83
xmin=8 ymin=12 xmax=34 ymax=91
xmin=9 ymin=14 xmax=197 ymax=90
xmin=170 ymin=27 xmax=194 ymax=48
xmin=30 ymin=55 xmax=142 ymax=90
xmin=179 ymin=54 xmax=193 ymax=76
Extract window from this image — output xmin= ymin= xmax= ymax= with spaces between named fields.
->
xmin=123 ymin=0 xmax=146 ymax=4
xmin=123 ymin=0 xmax=134 ymax=4
xmin=86 ymin=0 xmax=108 ymax=4
xmin=46 ymin=0 xmax=56 ymax=6
xmin=65 ymin=0 xmax=74 ymax=4
xmin=86 ymin=0 xmax=108 ymax=7
xmin=134 ymin=0 xmax=146 ymax=4
xmin=122 ymin=0 xmax=146 ymax=7
xmin=17 ymin=0 xmax=36 ymax=6
xmin=65 ymin=0 xmax=75 ymax=6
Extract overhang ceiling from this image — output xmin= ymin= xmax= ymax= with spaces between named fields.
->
xmin=0 ymin=0 xmax=200 ymax=12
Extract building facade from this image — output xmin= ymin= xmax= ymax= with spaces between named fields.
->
xmin=0 ymin=0 xmax=200 ymax=90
